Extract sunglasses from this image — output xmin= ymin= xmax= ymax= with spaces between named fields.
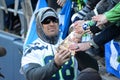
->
xmin=41 ymin=17 xmax=58 ymax=24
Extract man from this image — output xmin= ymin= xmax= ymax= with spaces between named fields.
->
xmin=21 ymin=7 xmax=101 ymax=80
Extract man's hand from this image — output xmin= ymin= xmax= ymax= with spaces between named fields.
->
xmin=69 ymin=42 xmax=91 ymax=52
xmin=92 ymin=14 xmax=108 ymax=27
xmin=54 ymin=49 xmax=71 ymax=67
xmin=71 ymin=20 xmax=86 ymax=34
xmin=57 ymin=0 xmax=66 ymax=7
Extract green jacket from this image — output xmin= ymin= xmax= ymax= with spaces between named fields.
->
xmin=105 ymin=2 xmax=120 ymax=23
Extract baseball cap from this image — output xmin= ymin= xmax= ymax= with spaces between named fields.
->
xmin=41 ymin=10 xmax=58 ymax=22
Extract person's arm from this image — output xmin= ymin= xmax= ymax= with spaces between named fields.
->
xmin=69 ymin=23 xmax=120 ymax=51
xmin=22 ymin=60 xmax=60 ymax=80
xmin=21 ymin=45 xmax=71 ymax=80
xmin=92 ymin=24 xmax=120 ymax=47
xmin=22 ymin=47 xmax=60 ymax=80
xmin=104 ymin=2 xmax=120 ymax=23
xmin=92 ymin=2 xmax=120 ymax=26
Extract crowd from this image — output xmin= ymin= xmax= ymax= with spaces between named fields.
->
xmin=20 ymin=0 xmax=120 ymax=80
xmin=0 ymin=0 xmax=119 ymax=80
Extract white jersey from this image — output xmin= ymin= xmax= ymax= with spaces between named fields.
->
xmin=21 ymin=38 xmax=79 ymax=80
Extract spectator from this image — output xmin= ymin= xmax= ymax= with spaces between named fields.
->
xmin=20 ymin=7 xmax=101 ymax=80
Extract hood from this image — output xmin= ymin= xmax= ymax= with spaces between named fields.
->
xmin=35 ymin=7 xmax=59 ymax=45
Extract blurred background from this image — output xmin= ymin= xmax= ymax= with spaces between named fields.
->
xmin=0 ymin=0 xmax=38 ymax=80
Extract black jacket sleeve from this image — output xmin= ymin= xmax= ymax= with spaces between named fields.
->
xmin=93 ymin=24 xmax=120 ymax=47
xmin=75 ymin=51 xmax=99 ymax=71
xmin=22 ymin=60 xmax=60 ymax=80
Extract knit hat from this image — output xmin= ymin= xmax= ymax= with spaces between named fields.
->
xmin=78 ymin=68 xmax=102 ymax=80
